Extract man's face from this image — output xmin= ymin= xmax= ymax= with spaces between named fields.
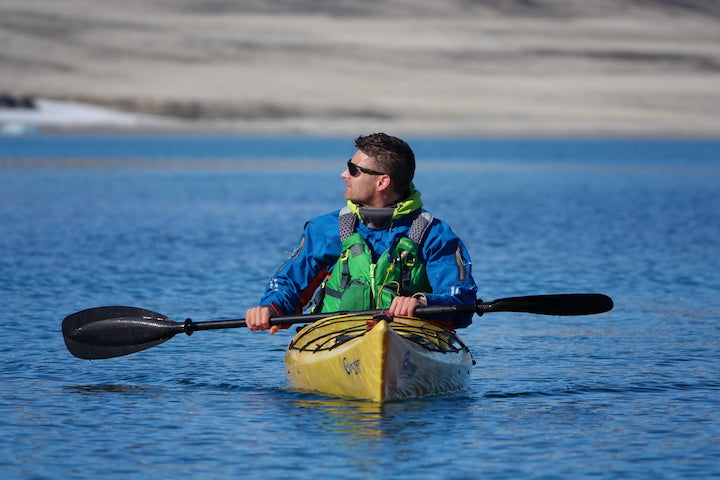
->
xmin=341 ymin=150 xmax=387 ymax=207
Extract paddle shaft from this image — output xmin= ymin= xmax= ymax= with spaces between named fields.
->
xmin=187 ymin=308 xmax=449 ymax=333
xmin=187 ymin=293 xmax=613 ymax=333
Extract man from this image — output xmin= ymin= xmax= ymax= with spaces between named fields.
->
xmin=246 ymin=133 xmax=477 ymax=334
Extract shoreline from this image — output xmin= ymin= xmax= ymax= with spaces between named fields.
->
xmin=2 ymin=98 xmax=718 ymax=138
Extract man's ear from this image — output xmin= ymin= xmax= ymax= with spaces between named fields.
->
xmin=376 ymin=175 xmax=392 ymax=192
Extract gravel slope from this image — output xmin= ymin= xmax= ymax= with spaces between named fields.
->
xmin=1 ymin=0 xmax=719 ymax=135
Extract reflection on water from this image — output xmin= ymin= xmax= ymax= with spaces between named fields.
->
xmin=285 ymin=391 xmax=476 ymax=443
xmin=289 ymin=396 xmax=390 ymax=440
xmin=68 ymin=384 xmax=160 ymax=394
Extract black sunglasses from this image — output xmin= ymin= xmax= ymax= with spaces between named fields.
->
xmin=347 ymin=159 xmax=388 ymax=177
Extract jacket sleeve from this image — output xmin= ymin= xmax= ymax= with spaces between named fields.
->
xmin=259 ymin=213 xmax=341 ymax=315
xmin=420 ymin=219 xmax=478 ymax=328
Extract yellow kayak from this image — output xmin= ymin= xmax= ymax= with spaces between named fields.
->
xmin=284 ymin=313 xmax=474 ymax=402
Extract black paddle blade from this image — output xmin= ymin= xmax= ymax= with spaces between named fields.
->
xmin=62 ymin=306 xmax=185 ymax=360
xmin=481 ymin=294 xmax=614 ymax=316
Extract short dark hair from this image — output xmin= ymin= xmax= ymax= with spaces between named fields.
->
xmin=354 ymin=133 xmax=415 ymax=197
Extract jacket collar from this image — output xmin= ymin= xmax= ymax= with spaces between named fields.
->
xmin=347 ymin=185 xmax=423 ymax=229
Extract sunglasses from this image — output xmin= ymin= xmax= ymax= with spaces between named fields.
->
xmin=347 ymin=159 xmax=388 ymax=177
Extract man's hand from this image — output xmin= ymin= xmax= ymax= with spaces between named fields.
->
xmin=388 ymin=296 xmax=423 ymax=317
xmin=245 ymin=306 xmax=280 ymax=334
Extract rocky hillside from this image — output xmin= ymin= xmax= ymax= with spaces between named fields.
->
xmin=1 ymin=0 xmax=719 ymax=135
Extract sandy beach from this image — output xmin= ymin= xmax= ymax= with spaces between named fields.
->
xmin=1 ymin=0 xmax=719 ymax=136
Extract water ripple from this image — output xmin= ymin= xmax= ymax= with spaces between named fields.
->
xmin=2 ymin=138 xmax=719 ymax=480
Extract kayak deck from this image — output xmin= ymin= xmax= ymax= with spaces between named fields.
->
xmin=284 ymin=314 xmax=474 ymax=402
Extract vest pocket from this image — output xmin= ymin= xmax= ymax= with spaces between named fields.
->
xmin=339 ymin=280 xmax=371 ymax=311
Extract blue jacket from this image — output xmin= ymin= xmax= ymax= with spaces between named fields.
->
xmin=260 ymin=201 xmax=478 ymax=328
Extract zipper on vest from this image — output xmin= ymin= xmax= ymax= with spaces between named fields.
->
xmin=370 ymin=263 xmax=377 ymax=307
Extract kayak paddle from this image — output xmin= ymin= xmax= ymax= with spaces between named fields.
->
xmin=62 ymin=293 xmax=613 ymax=360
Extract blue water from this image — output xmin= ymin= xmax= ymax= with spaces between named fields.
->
xmin=2 ymin=135 xmax=719 ymax=479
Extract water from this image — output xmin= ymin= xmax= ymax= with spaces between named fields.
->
xmin=2 ymin=135 xmax=719 ymax=479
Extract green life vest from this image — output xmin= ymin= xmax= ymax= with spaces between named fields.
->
xmin=318 ymin=207 xmax=433 ymax=313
